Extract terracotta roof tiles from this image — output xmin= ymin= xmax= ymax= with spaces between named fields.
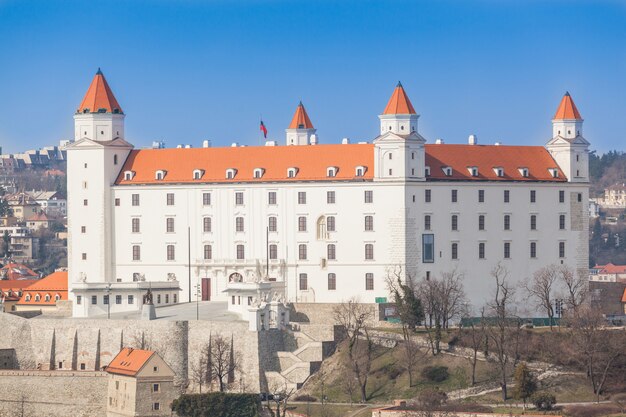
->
xmin=383 ymin=82 xmax=416 ymax=115
xmin=553 ymin=92 xmax=582 ymax=120
xmin=288 ymin=102 xmax=314 ymax=129
xmin=77 ymin=69 xmax=123 ymax=115
xmin=17 ymin=271 xmax=68 ymax=306
xmin=106 ymin=348 xmax=154 ymax=377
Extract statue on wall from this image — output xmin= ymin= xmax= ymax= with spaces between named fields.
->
xmin=167 ymin=273 xmax=176 ymax=281
xmin=143 ymin=288 xmax=153 ymax=305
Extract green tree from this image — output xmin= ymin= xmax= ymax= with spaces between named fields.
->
xmin=513 ymin=362 xmax=537 ymax=409
xmin=0 ymin=187 xmax=11 ymax=217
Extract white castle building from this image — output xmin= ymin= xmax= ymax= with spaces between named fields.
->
xmin=67 ymin=71 xmax=589 ymax=318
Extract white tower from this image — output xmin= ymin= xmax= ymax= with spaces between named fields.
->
xmin=67 ymin=69 xmax=133 ymax=317
xmin=285 ymin=102 xmax=316 ymax=146
xmin=373 ymin=82 xmax=426 ymax=181
xmin=546 ymin=92 xmax=590 ymax=183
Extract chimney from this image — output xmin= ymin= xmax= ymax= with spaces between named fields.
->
xmin=310 ymin=134 xmax=318 ymax=145
xmin=231 ymin=142 xmax=238 ymax=147
xmin=202 ymin=140 xmax=211 ymax=148
xmin=341 ymin=138 xmax=350 ymax=144
xmin=265 ymin=141 xmax=277 ymax=146
xmin=435 ymin=138 xmax=444 ymax=144
xmin=468 ymin=134 xmax=478 ymax=145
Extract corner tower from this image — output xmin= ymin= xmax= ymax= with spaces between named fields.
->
xmin=286 ymin=102 xmax=317 ymax=145
xmin=373 ymin=82 xmax=426 ymax=181
xmin=546 ymin=92 xmax=589 ymax=182
xmin=73 ymin=68 xmax=125 ymax=142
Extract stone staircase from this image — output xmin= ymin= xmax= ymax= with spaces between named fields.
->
xmin=264 ymin=324 xmax=334 ymax=393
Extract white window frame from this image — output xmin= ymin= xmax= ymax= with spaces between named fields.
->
xmin=155 ymin=170 xmax=167 ymax=180
xmin=326 ymin=166 xmax=338 ymax=178
xmin=226 ymin=168 xmax=237 ymax=179
xmin=355 ymin=165 xmax=367 ymax=177
xmin=518 ymin=167 xmax=529 ymax=177
xmin=548 ymin=168 xmax=559 ymax=178
xmin=253 ymin=168 xmax=265 ymax=179
xmin=124 ymin=170 xmax=135 ymax=181
xmin=442 ymin=166 xmax=452 ymax=176
xmin=193 ymin=169 xmax=205 ymax=180
xmin=287 ymin=167 xmax=299 ymax=178
xmin=493 ymin=167 xmax=504 ymax=177
xmin=467 ymin=166 xmax=478 ymax=177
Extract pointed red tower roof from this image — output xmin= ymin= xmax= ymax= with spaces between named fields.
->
xmin=76 ymin=68 xmax=123 ymax=114
xmin=288 ymin=102 xmax=314 ymax=129
xmin=383 ymin=82 xmax=416 ymax=115
xmin=553 ymin=92 xmax=582 ymax=120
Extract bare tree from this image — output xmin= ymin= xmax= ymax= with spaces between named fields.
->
xmin=558 ymin=265 xmax=588 ymax=312
xmin=524 ymin=265 xmax=558 ymax=329
xmin=267 ymin=379 xmax=294 ymax=417
xmin=189 ymin=348 xmax=207 ymax=393
xmin=459 ymin=306 xmax=483 ymax=386
xmin=333 ymin=298 xmax=374 ymax=403
xmin=484 ymin=262 xmax=520 ymax=401
xmin=340 ymin=365 xmax=358 ymax=406
xmin=440 ymin=269 xmax=466 ymax=329
xmin=207 ymin=334 xmax=240 ymax=392
xmin=398 ymin=339 xmax=424 ymax=387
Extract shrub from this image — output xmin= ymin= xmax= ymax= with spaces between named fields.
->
xmin=531 ymin=392 xmax=556 ymax=411
xmin=171 ymin=392 xmax=260 ymax=417
xmin=421 ymin=365 xmax=449 ymax=383
xmin=293 ymin=394 xmax=317 ymax=402
xmin=417 ymin=387 xmax=448 ymax=408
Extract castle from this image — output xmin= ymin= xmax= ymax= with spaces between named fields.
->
xmin=67 ymin=70 xmax=589 ymax=318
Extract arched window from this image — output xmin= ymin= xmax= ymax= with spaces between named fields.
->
xmin=225 ymin=168 xmax=237 ymax=179
xmin=193 ymin=169 xmax=205 ymax=180
xmin=287 ymin=167 xmax=298 ymax=178
xmin=253 ymin=168 xmax=265 ymax=179
xmin=34 ymin=294 xmax=41 ymax=302
xmin=326 ymin=167 xmax=338 ymax=178
xmin=316 ymin=216 xmax=327 ymax=240
xmin=155 ymin=170 xmax=167 ymax=180
xmin=25 ymin=294 xmax=31 ymax=302
xmin=124 ymin=171 xmax=134 ymax=181
xmin=55 ymin=294 xmax=61 ymax=301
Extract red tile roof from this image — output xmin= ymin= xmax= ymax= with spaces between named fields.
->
xmin=288 ymin=102 xmax=314 ymax=129
xmin=27 ymin=212 xmax=49 ymax=222
xmin=593 ymin=263 xmax=626 ymax=275
xmin=0 ymin=280 xmax=38 ymax=302
xmin=383 ymin=82 xmax=416 ymax=115
xmin=0 ymin=263 xmax=38 ymax=280
xmin=425 ymin=144 xmax=566 ymax=182
xmin=622 ymin=288 xmax=626 ymax=303
xmin=553 ymin=92 xmax=582 ymax=120
xmin=17 ymin=271 xmax=67 ymax=306
xmin=76 ymin=69 xmax=123 ymax=115
xmin=106 ymin=348 xmax=155 ymax=377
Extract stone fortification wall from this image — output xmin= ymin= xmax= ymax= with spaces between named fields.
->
xmin=290 ymin=303 xmax=378 ymax=325
xmin=0 ymin=370 xmax=107 ymax=417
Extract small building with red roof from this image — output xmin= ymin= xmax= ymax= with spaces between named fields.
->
xmin=15 ymin=270 xmax=68 ymax=312
xmin=590 ymin=263 xmax=626 ymax=282
xmin=106 ymin=347 xmax=175 ymax=416
xmin=0 ymin=279 xmax=38 ymax=312
xmin=0 ymin=262 xmax=38 ymax=280
xmin=26 ymin=212 xmax=51 ymax=231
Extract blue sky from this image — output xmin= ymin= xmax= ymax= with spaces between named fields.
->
xmin=0 ymin=0 xmax=624 ymax=154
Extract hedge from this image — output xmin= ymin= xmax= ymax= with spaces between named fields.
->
xmin=171 ymin=392 xmax=261 ymax=417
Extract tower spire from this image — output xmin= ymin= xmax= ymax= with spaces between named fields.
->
xmin=286 ymin=102 xmax=316 ymax=145
xmin=553 ymin=91 xmax=582 ymax=120
xmin=77 ymin=69 xmax=123 ymax=114
xmin=383 ymin=82 xmax=416 ymax=115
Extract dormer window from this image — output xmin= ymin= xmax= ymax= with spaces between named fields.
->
xmin=25 ymin=294 xmax=31 ymax=302
xmin=493 ymin=167 xmax=504 ymax=177
xmin=549 ymin=168 xmax=559 ymax=178
xmin=442 ymin=166 xmax=453 ymax=176
xmin=55 ymin=294 xmax=61 ymax=301
xmin=155 ymin=170 xmax=167 ymax=181
xmin=327 ymin=167 xmax=338 ymax=178
xmin=518 ymin=167 xmax=529 ymax=178
xmin=425 ymin=166 xmax=431 ymax=176
xmin=225 ymin=168 xmax=237 ymax=179
xmin=34 ymin=294 xmax=40 ymax=302
xmin=355 ymin=166 xmax=367 ymax=177
xmin=467 ymin=166 xmax=478 ymax=177
xmin=124 ymin=171 xmax=135 ymax=181
xmin=45 ymin=294 xmax=51 ymax=302
xmin=193 ymin=169 xmax=205 ymax=180
xmin=287 ymin=167 xmax=299 ymax=178
xmin=253 ymin=168 xmax=265 ymax=179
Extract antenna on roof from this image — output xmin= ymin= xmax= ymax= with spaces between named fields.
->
xmin=96 ymin=67 xmax=103 ymax=75
xmin=397 ymin=81 xmax=402 ymax=87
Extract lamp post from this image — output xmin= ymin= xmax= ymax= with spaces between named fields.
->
xmin=194 ymin=283 xmax=201 ymax=320
xmin=105 ymin=284 xmax=111 ymax=319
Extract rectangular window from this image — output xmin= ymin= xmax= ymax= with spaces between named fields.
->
xmin=451 ymin=215 xmax=458 ymax=231
xmin=128 ymin=295 xmax=134 ymax=304
xmin=559 ymin=241 xmax=565 ymax=258
xmin=559 ymin=190 xmax=565 ymax=203
xmin=203 ymin=217 xmax=211 ymax=232
xmin=364 ymin=190 xmax=373 ymax=203
xmin=116 ymin=295 xmax=122 ymax=305
xmin=166 ymin=218 xmax=175 ymax=233
xmin=298 ymin=192 xmax=307 ymax=204
xmin=76 ymin=295 xmax=82 ymax=305
xmin=479 ymin=242 xmax=485 ymax=259
xmin=132 ymin=245 xmax=141 ymax=261
xmin=166 ymin=193 xmax=175 ymax=206
xmin=577 ymin=193 xmax=582 ymax=202
xmin=504 ymin=215 xmax=511 ymax=230
xmin=83 ymin=199 xmax=88 ymax=206
xmin=365 ymin=215 xmax=374 ymax=231
xmin=479 ymin=215 xmax=485 ymax=231
xmin=530 ymin=242 xmax=537 ymax=258
xmin=236 ymin=244 xmax=245 ymax=260
xmin=268 ymin=216 xmax=277 ymax=232
xmin=81 ymin=226 xmax=86 ymax=233
xmin=269 ymin=244 xmax=277 ymax=260
xmin=82 ymin=253 xmax=87 ymax=260
xmin=202 ymin=192 xmax=211 ymax=206
xmin=203 ymin=244 xmax=212 ymax=260
xmin=327 ymin=191 xmax=335 ymax=204
xmin=504 ymin=242 xmax=511 ymax=259
xmin=530 ymin=190 xmax=536 ymax=203
xmin=504 ymin=190 xmax=510 ymax=203
xmin=328 ymin=273 xmax=336 ymax=290
xmin=531 ymin=215 xmax=537 ymax=230
xmin=299 ymin=244 xmax=307 ymax=260
xmin=132 ymin=194 xmax=140 ymax=206
xmin=236 ymin=217 xmax=244 ymax=232
xmin=451 ymin=242 xmax=458 ymax=260
xmin=153 ymin=403 xmax=160 ymax=411
xmin=91 ymin=295 xmax=97 ymax=305
xmin=422 ymin=234 xmax=434 ymax=263
xmin=451 ymin=189 xmax=458 ymax=203
xmin=327 ymin=216 xmax=336 ymax=232
xmin=478 ymin=190 xmax=485 ymax=203
xmin=365 ymin=273 xmax=374 ymax=291
xmin=115 ymin=198 xmax=120 ymax=206
xmin=153 ymin=383 xmax=159 ymax=393
xmin=235 ymin=192 xmax=244 ymax=205
xmin=559 ymin=214 xmax=566 ymax=230
xmin=365 ymin=243 xmax=374 ymax=260
xmin=298 ymin=216 xmax=307 ymax=232
xmin=424 ymin=215 xmax=431 ymax=231
xmin=167 ymin=245 xmax=175 ymax=261
xmin=299 ymin=273 xmax=308 ymax=290
xmin=103 ymin=295 xmax=109 ymax=305
xmin=327 ymin=244 xmax=336 ymax=260
xmin=132 ymin=218 xmax=140 ymax=233
xmin=425 ymin=189 xmax=431 ymax=203
xmin=268 ymin=191 xmax=276 ymax=205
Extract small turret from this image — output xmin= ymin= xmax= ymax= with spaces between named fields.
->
xmin=285 ymin=102 xmax=317 ymax=146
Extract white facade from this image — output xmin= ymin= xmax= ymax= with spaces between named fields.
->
xmin=66 ymin=75 xmax=590 ymax=317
